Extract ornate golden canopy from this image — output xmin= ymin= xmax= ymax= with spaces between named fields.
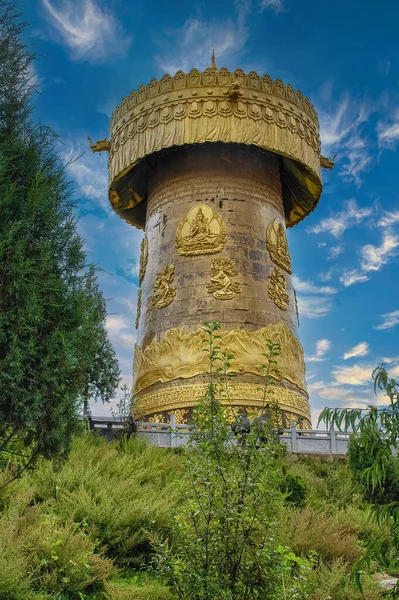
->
xmin=100 ymin=59 xmax=327 ymax=230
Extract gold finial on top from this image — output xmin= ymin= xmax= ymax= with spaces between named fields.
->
xmin=211 ymin=49 xmax=217 ymax=69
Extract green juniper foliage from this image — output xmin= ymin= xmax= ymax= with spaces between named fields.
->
xmin=0 ymin=1 xmax=120 ymax=487
xmin=156 ymin=321 xmax=311 ymax=600
xmin=319 ymin=366 xmax=399 ymax=596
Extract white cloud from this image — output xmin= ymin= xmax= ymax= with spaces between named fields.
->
xmin=327 ymin=245 xmax=344 ymax=260
xmin=339 ymin=269 xmax=369 ymax=287
xmin=378 ymin=122 xmax=399 ymax=146
xmin=307 ymin=339 xmax=331 ymax=363
xmin=381 ymin=355 xmax=399 ymax=364
xmin=155 ymin=2 xmax=249 ymax=74
xmin=318 ymin=269 xmax=333 ymax=282
xmin=61 ymin=138 xmax=109 ymax=207
xmin=374 ymin=310 xmax=399 ymax=331
xmin=360 ymin=231 xmax=399 ymax=273
xmin=106 ymin=314 xmax=136 ymax=350
xmin=296 ymin=295 xmax=333 ymax=319
xmin=343 ymin=342 xmax=369 ymax=360
xmin=292 ymin=276 xmax=337 ymax=295
xmin=260 ymin=0 xmax=284 ymax=11
xmin=40 ymin=0 xmax=131 ymax=63
xmin=331 ymin=364 xmax=373 ymax=386
xmin=294 ymin=276 xmax=336 ymax=319
xmin=26 ymin=62 xmax=45 ymax=93
xmin=308 ymin=198 xmax=373 ymax=238
xmin=318 ymin=94 xmax=370 ymax=185
xmin=340 ymin=147 xmax=372 ymax=187
xmin=379 ymin=210 xmax=399 ymax=228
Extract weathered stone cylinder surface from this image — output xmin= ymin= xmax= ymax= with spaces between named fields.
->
xmin=133 ymin=143 xmax=310 ymax=425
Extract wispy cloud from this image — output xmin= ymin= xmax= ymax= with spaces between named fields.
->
xmin=327 ymin=245 xmax=344 ymax=260
xmin=106 ymin=314 xmax=136 ymax=351
xmin=377 ymin=109 xmax=399 ymax=147
xmin=292 ymin=276 xmax=337 ymax=295
xmin=338 ymin=218 xmax=399 ymax=287
xmin=339 ymin=269 xmax=369 ymax=287
xmin=379 ymin=210 xmax=399 ymax=228
xmin=318 ymin=93 xmax=371 ymax=185
xmin=40 ymin=0 xmax=131 ymax=63
xmin=308 ymin=198 xmax=373 ymax=238
xmin=260 ymin=0 xmax=284 ymax=12
xmin=155 ymin=2 xmax=249 ymax=74
xmin=359 ymin=231 xmax=399 ymax=273
xmin=61 ymin=138 xmax=109 ymax=208
xmin=374 ymin=310 xmax=399 ymax=331
xmin=294 ymin=276 xmax=336 ymax=319
xmin=343 ymin=342 xmax=369 ymax=360
xmin=296 ymin=296 xmax=334 ymax=319
xmin=318 ymin=269 xmax=333 ymax=282
xmin=331 ymin=363 xmax=373 ymax=386
xmin=307 ymin=339 xmax=331 ymax=363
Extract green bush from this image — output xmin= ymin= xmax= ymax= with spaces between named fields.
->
xmin=348 ymin=430 xmax=399 ymax=504
xmin=280 ymin=469 xmax=308 ymax=507
xmin=0 ymin=503 xmax=113 ymax=598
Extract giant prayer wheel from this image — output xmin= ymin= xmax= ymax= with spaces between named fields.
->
xmin=91 ymin=54 xmax=334 ymax=427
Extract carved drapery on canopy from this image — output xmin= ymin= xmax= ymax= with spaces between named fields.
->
xmin=106 ymin=65 xmax=325 ymax=230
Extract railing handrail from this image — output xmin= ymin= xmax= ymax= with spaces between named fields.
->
xmin=83 ymin=414 xmax=351 ymax=454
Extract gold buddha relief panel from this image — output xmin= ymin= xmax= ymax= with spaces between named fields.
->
xmin=176 ymin=204 xmax=226 ymax=256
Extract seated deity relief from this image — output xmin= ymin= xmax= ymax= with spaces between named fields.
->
xmin=266 ymin=219 xmax=292 ymax=274
xmin=206 ymin=257 xmax=242 ymax=300
xmin=151 ymin=264 xmax=176 ymax=309
xmin=176 ymin=204 xmax=227 ymax=256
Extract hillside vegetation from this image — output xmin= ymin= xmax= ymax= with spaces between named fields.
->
xmin=0 ymin=432 xmax=394 ymax=599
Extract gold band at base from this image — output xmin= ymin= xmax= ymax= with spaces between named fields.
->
xmin=133 ymin=383 xmax=311 ymax=424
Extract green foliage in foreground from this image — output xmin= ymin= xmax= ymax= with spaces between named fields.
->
xmin=348 ymin=427 xmax=399 ymax=504
xmin=0 ymin=1 xmax=120 ymax=487
xmin=320 ymin=367 xmax=399 ymax=596
xmin=0 ymin=432 xmax=391 ymax=599
xmin=155 ymin=322 xmax=311 ymax=600
xmin=0 ymin=434 xmax=182 ymax=599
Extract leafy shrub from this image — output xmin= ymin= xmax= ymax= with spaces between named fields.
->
xmin=348 ymin=429 xmax=399 ymax=504
xmin=0 ymin=502 xmax=113 ymax=598
xmin=23 ymin=435 xmax=182 ymax=569
xmin=280 ymin=469 xmax=308 ymax=507
xmin=291 ymin=458 xmax=363 ymax=510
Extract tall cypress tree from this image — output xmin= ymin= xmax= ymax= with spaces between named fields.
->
xmin=0 ymin=1 xmax=121 ymax=485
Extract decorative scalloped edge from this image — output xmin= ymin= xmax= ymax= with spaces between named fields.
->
xmin=110 ymin=67 xmax=318 ymax=130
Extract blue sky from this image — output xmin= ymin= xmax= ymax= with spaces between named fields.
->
xmin=19 ymin=0 xmax=399 ymax=423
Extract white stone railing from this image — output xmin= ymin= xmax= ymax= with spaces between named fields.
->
xmin=86 ymin=414 xmax=350 ymax=455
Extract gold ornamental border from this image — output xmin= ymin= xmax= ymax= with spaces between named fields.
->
xmin=133 ymin=383 xmax=311 ymax=424
xmin=108 ymin=67 xmax=323 ymax=230
xmin=110 ymin=68 xmax=318 ymax=131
